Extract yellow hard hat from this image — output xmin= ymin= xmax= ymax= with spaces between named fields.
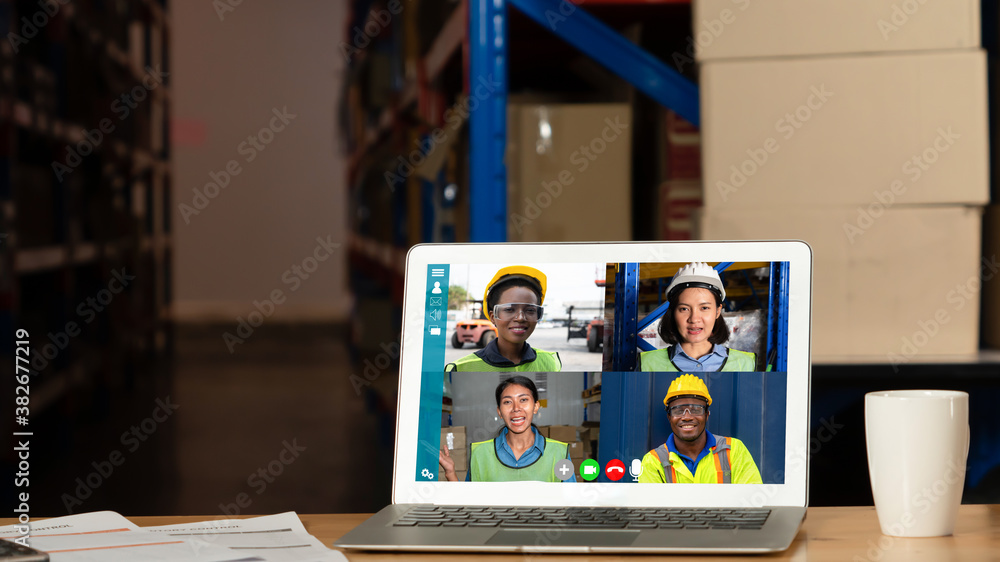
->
xmin=664 ymin=374 xmax=712 ymax=407
xmin=484 ymin=265 xmax=547 ymax=305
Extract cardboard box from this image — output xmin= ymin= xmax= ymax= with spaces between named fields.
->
xmin=446 ymin=448 xmax=468 ymax=471
xmin=439 ymin=470 xmax=468 ymax=482
xmin=693 ymin=0 xmax=980 ymax=61
xmin=982 ymin=206 xmax=1000 ymax=349
xmin=698 ymin=206 xmax=983 ymax=358
xmin=536 ymin=426 xmax=550 ymax=438
xmin=577 ymin=425 xmax=599 ymax=442
xmin=547 ymin=425 xmax=578 ymax=443
xmin=568 ymin=441 xmax=585 ymax=459
xmin=701 ymin=50 xmax=988 ymax=208
xmin=440 ymin=427 xmax=466 ymax=450
xmin=506 ymin=102 xmax=632 ymax=242
xmin=661 ymin=180 xmax=702 ymax=241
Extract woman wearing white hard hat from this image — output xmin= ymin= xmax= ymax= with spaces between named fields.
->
xmin=638 ymin=262 xmax=756 ymax=372
xmin=445 ymin=265 xmax=562 ymax=372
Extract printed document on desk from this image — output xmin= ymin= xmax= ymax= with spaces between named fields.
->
xmin=141 ymin=512 xmax=346 ymax=562
xmin=0 ymin=511 xmax=238 ymax=561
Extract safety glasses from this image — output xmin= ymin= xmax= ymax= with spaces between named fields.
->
xmin=667 ymin=404 xmax=707 ymax=417
xmin=493 ymin=303 xmax=544 ymax=321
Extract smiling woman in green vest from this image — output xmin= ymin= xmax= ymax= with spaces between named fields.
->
xmin=439 ymin=376 xmax=574 ymax=482
xmin=445 ymin=266 xmax=562 ymax=373
xmin=638 ymin=262 xmax=756 ymax=372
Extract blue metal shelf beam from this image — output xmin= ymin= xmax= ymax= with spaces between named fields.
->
xmin=469 ymin=0 xmax=509 ymax=242
xmin=612 ymin=263 xmax=639 ymax=370
xmin=508 ymin=0 xmax=700 ymax=126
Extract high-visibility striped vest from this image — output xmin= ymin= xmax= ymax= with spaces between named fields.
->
xmin=638 ymin=435 xmax=762 ymax=484
xmin=470 ymin=437 xmax=568 ymax=482
xmin=653 ymin=437 xmax=733 ymax=483
xmin=638 ymin=346 xmax=756 ymax=372
xmin=445 ymin=350 xmax=562 ymax=372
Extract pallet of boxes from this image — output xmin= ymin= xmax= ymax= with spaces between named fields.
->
xmin=540 ymin=425 xmax=597 ymax=481
xmin=439 ymin=426 xmax=468 ymax=481
xmin=693 ymin=0 xmax=987 ymax=360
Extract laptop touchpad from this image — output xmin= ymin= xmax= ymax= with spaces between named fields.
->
xmin=487 ymin=529 xmax=639 ymax=547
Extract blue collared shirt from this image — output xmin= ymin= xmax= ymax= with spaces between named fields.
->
xmin=672 ymin=344 xmax=729 ymax=372
xmin=466 ymin=426 xmax=577 ymax=482
xmin=667 ymin=430 xmax=718 ymax=475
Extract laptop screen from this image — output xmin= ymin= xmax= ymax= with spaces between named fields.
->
xmin=412 ymin=259 xmax=791 ymax=487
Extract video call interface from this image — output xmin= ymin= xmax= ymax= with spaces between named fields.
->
xmin=415 ymin=261 xmax=790 ymax=485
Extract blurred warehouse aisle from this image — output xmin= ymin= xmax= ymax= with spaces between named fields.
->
xmin=171 ymin=323 xmax=396 ymax=515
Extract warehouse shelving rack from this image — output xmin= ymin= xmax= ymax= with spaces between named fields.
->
xmin=470 ymin=0 xmax=698 ymax=242
xmin=0 ymin=0 xmax=172 ymax=506
xmin=345 ymin=0 xmax=698 ymax=302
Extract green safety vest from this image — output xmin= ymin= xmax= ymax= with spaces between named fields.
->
xmin=470 ymin=438 xmax=568 ymax=482
xmin=638 ymin=436 xmax=763 ymax=484
xmin=445 ymin=350 xmax=562 ymax=372
xmin=638 ymin=346 xmax=756 ymax=372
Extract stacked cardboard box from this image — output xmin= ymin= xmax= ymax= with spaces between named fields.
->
xmin=546 ymin=425 xmax=578 ymax=443
xmin=660 ymin=111 xmax=702 ymax=240
xmin=982 ymin=207 xmax=1000 ymax=349
xmin=507 ymin=102 xmax=632 ymax=243
xmin=439 ymin=426 xmax=468 ymax=482
xmin=694 ymin=0 xmax=988 ymax=358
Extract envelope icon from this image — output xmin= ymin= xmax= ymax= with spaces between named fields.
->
xmin=430 ymin=297 xmax=442 ymax=306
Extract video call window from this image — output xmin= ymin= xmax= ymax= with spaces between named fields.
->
xmin=420 ymin=261 xmax=791 ymax=484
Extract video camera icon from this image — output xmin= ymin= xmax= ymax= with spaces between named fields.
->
xmin=580 ymin=459 xmax=600 ymax=481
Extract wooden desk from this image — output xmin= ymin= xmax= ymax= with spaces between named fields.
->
xmin=8 ymin=506 xmax=1000 ymax=560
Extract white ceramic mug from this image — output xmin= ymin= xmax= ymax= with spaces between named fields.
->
xmin=865 ymin=390 xmax=968 ymax=537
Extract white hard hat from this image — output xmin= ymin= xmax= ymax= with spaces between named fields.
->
xmin=665 ymin=262 xmax=725 ymax=302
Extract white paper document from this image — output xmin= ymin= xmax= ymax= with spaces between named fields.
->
xmin=0 ymin=511 xmax=346 ymax=562
xmin=142 ymin=512 xmax=346 ymax=562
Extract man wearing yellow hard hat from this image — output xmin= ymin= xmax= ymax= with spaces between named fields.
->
xmin=445 ymin=265 xmax=562 ymax=372
xmin=638 ymin=374 xmax=762 ymax=484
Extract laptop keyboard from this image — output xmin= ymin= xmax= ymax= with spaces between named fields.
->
xmin=393 ymin=506 xmax=770 ymax=530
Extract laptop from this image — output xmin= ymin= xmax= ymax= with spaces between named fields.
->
xmin=336 ymin=240 xmax=812 ymax=554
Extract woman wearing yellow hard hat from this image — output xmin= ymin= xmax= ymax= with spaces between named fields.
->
xmin=638 ymin=262 xmax=756 ymax=372
xmin=445 ymin=265 xmax=562 ymax=372
xmin=638 ymin=374 xmax=762 ymax=484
